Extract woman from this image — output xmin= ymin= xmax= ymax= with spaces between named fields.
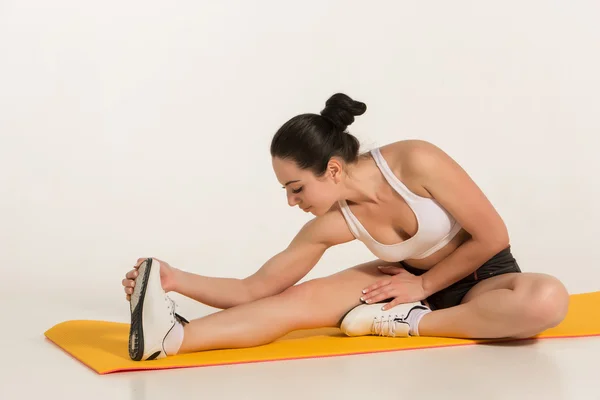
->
xmin=123 ymin=93 xmax=569 ymax=361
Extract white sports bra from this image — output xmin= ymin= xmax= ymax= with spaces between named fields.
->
xmin=338 ymin=147 xmax=463 ymax=261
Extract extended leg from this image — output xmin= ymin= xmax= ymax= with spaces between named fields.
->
xmin=177 ymin=260 xmax=396 ymax=353
xmin=130 ymin=257 xmax=403 ymax=359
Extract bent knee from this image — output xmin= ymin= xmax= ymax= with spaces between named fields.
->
xmin=277 ymin=278 xmax=362 ymax=327
xmin=279 ymin=279 xmax=323 ymax=302
xmin=521 ymin=275 xmax=569 ymax=329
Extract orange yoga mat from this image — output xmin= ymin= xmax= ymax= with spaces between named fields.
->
xmin=45 ymin=291 xmax=600 ymax=374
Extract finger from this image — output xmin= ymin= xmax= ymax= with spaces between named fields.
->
xmin=362 ymin=279 xmax=391 ymax=294
xmin=361 ymin=284 xmax=392 ymax=301
xmin=126 ymin=269 xmax=138 ymax=279
xmin=135 ymin=258 xmax=150 ymax=268
xmin=381 ymin=298 xmax=404 ymax=311
xmin=363 ymin=291 xmax=396 ymax=305
xmin=122 ymin=278 xmax=135 ymax=288
xmin=377 ymin=265 xmax=405 ymax=275
xmin=136 ymin=257 xmax=165 ymax=268
xmin=362 ymin=287 xmax=395 ymax=304
xmin=126 ymin=294 xmax=131 ymax=301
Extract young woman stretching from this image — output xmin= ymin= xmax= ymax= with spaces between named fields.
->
xmin=122 ymin=93 xmax=569 ymax=361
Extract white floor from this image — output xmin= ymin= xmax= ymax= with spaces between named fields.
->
xmin=2 ymin=282 xmax=599 ymax=400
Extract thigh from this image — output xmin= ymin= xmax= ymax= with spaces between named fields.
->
xmin=460 ymin=272 xmax=563 ymax=304
xmin=460 ymin=272 xmax=521 ymax=303
xmin=283 ymin=259 xmax=396 ymax=327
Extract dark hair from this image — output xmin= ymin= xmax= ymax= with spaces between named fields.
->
xmin=270 ymin=93 xmax=367 ymax=176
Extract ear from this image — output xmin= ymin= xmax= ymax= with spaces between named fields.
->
xmin=326 ymin=158 xmax=343 ymax=183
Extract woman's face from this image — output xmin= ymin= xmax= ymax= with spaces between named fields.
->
xmin=271 ymin=156 xmax=343 ymax=217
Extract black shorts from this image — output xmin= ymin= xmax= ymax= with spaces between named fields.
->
xmin=400 ymin=245 xmax=521 ymax=310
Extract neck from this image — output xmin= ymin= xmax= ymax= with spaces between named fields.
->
xmin=339 ymin=155 xmax=383 ymax=205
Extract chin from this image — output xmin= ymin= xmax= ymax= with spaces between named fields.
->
xmin=309 ymin=207 xmax=324 ymax=216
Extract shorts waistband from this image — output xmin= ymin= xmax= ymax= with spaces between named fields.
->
xmin=401 ymin=245 xmax=515 ymax=282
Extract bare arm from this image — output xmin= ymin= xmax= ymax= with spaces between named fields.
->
xmin=405 ymin=140 xmax=510 ymax=295
xmin=243 ymin=210 xmax=355 ymax=300
xmin=172 ymin=210 xmax=354 ymax=309
xmin=171 ymin=270 xmax=253 ymax=310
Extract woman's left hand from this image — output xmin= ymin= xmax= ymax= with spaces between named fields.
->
xmin=361 ymin=266 xmax=427 ymax=310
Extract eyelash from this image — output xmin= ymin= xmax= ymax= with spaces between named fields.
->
xmin=292 ymin=187 xmax=303 ymax=194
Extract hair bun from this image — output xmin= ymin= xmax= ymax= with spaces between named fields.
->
xmin=320 ymin=93 xmax=367 ymax=132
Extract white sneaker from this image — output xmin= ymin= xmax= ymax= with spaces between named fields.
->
xmin=128 ymin=258 xmax=188 ymax=361
xmin=340 ymin=301 xmax=429 ymax=337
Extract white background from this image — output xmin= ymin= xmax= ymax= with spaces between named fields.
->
xmin=1 ymin=1 xmax=599 ymax=399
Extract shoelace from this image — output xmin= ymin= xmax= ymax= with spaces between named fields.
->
xmin=165 ymin=295 xmax=176 ymax=324
xmin=372 ymin=314 xmax=405 ymax=337
xmin=165 ymin=294 xmax=188 ymax=324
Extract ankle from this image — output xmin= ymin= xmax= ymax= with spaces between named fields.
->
xmin=412 ymin=309 xmax=434 ymax=336
xmin=407 ymin=306 xmax=431 ymax=336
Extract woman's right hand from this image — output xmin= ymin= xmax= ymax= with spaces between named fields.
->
xmin=122 ymin=257 xmax=178 ymax=301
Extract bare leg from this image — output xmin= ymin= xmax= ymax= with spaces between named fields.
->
xmin=172 ymin=264 xmax=568 ymax=355
xmin=177 ymin=260 xmax=396 ymax=353
xmin=417 ymin=272 xmax=570 ymax=339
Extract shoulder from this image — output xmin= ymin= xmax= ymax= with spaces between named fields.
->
xmin=294 ymin=207 xmax=355 ymax=249
xmin=378 ymin=139 xmax=462 ymax=179
xmin=376 ymin=140 xmax=453 ymax=195
xmin=378 ymin=139 xmax=447 ymax=170
xmin=381 ymin=140 xmax=510 ymax=248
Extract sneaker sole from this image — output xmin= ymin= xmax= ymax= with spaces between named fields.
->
xmin=128 ymin=257 xmax=153 ymax=361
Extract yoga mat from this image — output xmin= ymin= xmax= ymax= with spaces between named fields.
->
xmin=45 ymin=291 xmax=600 ymax=374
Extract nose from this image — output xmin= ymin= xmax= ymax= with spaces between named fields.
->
xmin=287 ymin=193 xmax=300 ymax=207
